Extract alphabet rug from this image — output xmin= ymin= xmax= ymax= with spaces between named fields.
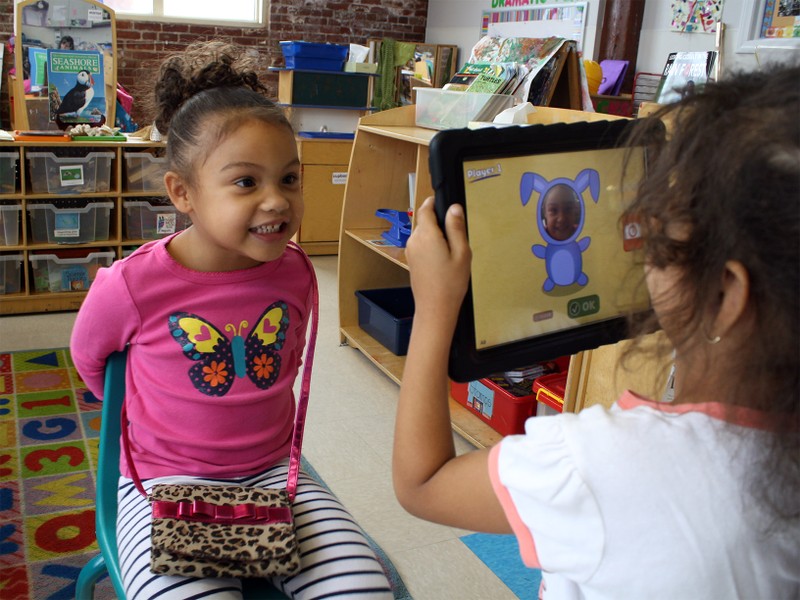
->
xmin=0 ymin=348 xmax=410 ymax=600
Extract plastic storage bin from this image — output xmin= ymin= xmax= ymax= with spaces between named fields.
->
xmin=355 ymin=287 xmax=415 ymax=356
xmin=30 ymin=250 xmax=114 ymax=293
xmin=450 ymin=377 xmax=539 ymax=436
xmin=26 ymin=151 xmax=114 ymax=194
xmin=28 ymin=201 xmax=113 ymax=244
xmin=0 ymin=254 xmax=23 ymax=295
xmin=123 ymin=151 xmax=168 ymax=192
xmin=124 ymin=199 xmax=191 ymax=240
xmin=415 ymin=88 xmax=515 ymax=130
xmin=0 ymin=203 xmax=22 ymax=246
xmin=280 ymin=41 xmax=348 ymax=71
xmin=0 ymin=151 xmax=19 ymax=194
xmin=532 ymin=371 xmax=568 ymax=413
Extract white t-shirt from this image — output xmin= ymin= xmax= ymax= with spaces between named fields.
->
xmin=489 ymin=391 xmax=799 ymax=599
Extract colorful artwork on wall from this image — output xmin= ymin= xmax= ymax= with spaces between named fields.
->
xmin=670 ymin=0 xmax=724 ymax=33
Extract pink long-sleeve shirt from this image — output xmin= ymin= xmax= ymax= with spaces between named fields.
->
xmin=70 ymin=235 xmax=313 ymax=480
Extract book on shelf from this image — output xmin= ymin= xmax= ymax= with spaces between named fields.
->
xmin=443 ymin=62 xmax=518 ymax=95
xmin=468 ymin=64 xmax=519 ymax=95
xmin=434 ymin=46 xmax=456 ymax=88
xmin=28 ymin=47 xmax=48 ymax=92
xmin=443 ymin=62 xmax=485 ymax=92
xmin=47 ymin=49 xmax=106 ymax=125
xmin=655 ymin=51 xmax=717 ymax=105
xmin=632 ymin=72 xmax=663 ymax=115
xmin=632 ymin=73 xmax=662 ymax=101
xmin=467 ymin=36 xmax=572 ymax=105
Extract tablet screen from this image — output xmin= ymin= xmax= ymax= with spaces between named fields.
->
xmin=465 ymin=145 xmax=647 ymax=349
xmin=430 ymin=120 xmax=654 ymax=382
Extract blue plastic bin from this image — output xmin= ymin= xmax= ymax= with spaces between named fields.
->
xmin=355 ymin=287 xmax=415 ymax=356
xmin=280 ymin=41 xmax=348 ymax=71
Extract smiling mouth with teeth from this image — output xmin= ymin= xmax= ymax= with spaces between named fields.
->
xmin=251 ymin=223 xmax=284 ymax=234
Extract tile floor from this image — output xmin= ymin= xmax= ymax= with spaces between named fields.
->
xmin=0 ymin=255 xmax=518 ymax=600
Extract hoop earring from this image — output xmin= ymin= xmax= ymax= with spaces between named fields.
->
xmin=704 ymin=332 xmax=721 ymax=345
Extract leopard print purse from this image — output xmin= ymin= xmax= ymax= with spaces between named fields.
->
xmin=148 ymin=484 xmax=300 ymax=578
xmin=121 ymin=242 xmax=318 ymax=579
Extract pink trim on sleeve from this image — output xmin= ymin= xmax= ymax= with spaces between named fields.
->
xmin=488 ymin=444 xmax=542 ymax=569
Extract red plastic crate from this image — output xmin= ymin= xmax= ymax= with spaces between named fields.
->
xmin=450 ymin=377 xmax=538 ymax=436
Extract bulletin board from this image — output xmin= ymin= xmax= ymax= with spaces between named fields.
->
xmin=480 ymin=2 xmax=588 ymax=52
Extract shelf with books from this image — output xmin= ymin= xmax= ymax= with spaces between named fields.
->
xmin=11 ymin=0 xmax=117 ymax=132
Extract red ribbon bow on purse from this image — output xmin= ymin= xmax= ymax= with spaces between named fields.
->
xmin=151 ymin=499 xmax=292 ymax=525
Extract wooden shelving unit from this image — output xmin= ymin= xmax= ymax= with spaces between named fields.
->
xmin=337 ymin=105 xmax=502 ymax=448
xmin=0 ymin=139 xmax=166 ymax=315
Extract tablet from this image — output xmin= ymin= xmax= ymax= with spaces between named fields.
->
xmin=429 ymin=119 xmax=654 ymax=383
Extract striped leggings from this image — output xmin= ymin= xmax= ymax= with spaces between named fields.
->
xmin=116 ymin=459 xmax=394 ymax=599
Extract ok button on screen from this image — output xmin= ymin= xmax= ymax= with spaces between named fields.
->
xmin=568 ymin=295 xmax=600 ymax=318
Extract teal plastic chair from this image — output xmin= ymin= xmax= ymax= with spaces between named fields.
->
xmin=75 ymin=349 xmax=284 ymax=599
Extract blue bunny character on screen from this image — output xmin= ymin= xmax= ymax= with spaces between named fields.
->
xmin=520 ymin=168 xmax=600 ymax=292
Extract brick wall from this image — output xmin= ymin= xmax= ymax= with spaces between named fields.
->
xmin=1 ymin=0 xmax=428 ymax=127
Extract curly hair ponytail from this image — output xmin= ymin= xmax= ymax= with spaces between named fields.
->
xmin=145 ymin=40 xmax=291 ymax=186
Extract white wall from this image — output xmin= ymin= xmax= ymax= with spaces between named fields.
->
xmin=425 ymin=0 xmax=605 ymax=65
xmin=425 ymin=0 xmax=760 ymax=75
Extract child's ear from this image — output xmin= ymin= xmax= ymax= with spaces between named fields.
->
xmin=164 ymin=171 xmax=192 ymax=214
xmin=713 ymin=260 xmax=751 ymax=338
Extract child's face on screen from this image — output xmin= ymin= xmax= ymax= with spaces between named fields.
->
xmin=169 ymin=119 xmax=303 ymax=271
xmin=543 ymin=186 xmax=580 ymax=241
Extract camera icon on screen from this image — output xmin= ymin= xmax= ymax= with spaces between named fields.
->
xmin=624 ymin=222 xmax=641 ymax=240
xmin=622 ymin=220 xmax=643 ymax=252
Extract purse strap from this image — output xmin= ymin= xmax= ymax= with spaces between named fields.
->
xmin=122 ymin=241 xmax=319 ymax=503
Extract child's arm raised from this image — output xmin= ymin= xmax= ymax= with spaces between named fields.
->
xmin=393 ymin=197 xmax=511 ymax=533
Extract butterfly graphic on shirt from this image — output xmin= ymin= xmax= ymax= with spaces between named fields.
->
xmin=168 ymin=301 xmax=290 ymax=396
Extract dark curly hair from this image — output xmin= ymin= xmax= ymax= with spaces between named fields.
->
xmin=622 ymin=62 xmax=800 ymax=523
xmin=149 ymin=40 xmax=291 ymax=185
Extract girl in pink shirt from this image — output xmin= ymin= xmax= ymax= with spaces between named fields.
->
xmin=393 ymin=64 xmax=799 ymax=598
xmin=71 ymin=41 xmax=392 ymax=599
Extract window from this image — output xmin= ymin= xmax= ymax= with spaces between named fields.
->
xmin=103 ymin=0 xmax=264 ymax=25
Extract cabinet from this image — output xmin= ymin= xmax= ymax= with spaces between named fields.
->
xmin=338 ymin=105 xmax=671 ymax=447
xmin=296 ymin=137 xmax=352 ymax=255
xmin=0 ymin=140 xmax=169 ymax=315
